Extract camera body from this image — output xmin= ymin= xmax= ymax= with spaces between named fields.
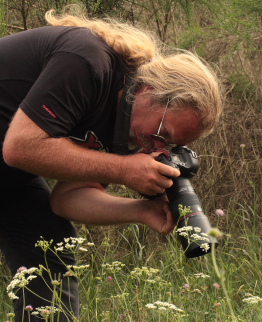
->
xmin=156 ymin=146 xmax=218 ymax=258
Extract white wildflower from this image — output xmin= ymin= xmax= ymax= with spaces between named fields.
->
xmin=194 ymin=227 xmax=201 ymax=233
xmin=176 ymin=226 xmax=193 ymax=232
xmin=194 ymin=273 xmax=210 ymax=278
xmin=8 ymin=292 xmax=19 ymax=300
xmin=79 ymin=247 xmax=88 ymax=252
xmin=243 ymin=295 xmax=262 ymax=304
xmin=55 ymin=247 xmax=64 ymax=252
xmin=145 ymin=303 xmax=157 ymax=309
xmin=200 ymin=243 xmax=210 ymax=252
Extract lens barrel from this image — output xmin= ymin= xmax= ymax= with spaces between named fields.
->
xmin=166 ymin=177 xmax=218 ymax=258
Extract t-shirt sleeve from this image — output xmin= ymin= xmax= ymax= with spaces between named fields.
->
xmin=20 ymin=51 xmax=97 ymax=138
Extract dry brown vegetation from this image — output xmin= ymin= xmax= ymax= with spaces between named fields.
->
xmin=191 ymin=30 xmax=262 ymax=231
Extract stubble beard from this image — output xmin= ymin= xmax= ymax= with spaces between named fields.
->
xmin=129 ymin=130 xmax=154 ymax=150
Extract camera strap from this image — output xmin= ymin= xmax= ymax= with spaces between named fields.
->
xmin=112 ymin=77 xmax=134 ymax=155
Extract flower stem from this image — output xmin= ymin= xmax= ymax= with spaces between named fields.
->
xmin=211 ymin=241 xmax=235 ymax=318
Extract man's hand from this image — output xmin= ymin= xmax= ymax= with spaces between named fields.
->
xmin=119 ymin=153 xmax=180 ymax=195
xmin=138 ymin=196 xmax=175 ymax=234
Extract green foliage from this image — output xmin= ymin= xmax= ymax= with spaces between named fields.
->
xmin=83 ymin=0 xmax=124 ymax=17
xmin=232 ymin=0 xmax=262 ymax=18
xmin=0 ymin=0 xmax=6 ymax=37
xmin=228 ymin=71 xmax=257 ymax=100
xmin=0 ymin=256 xmax=13 ymax=319
xmin=2 ymin=212 xmax=262 ymax=321
xmin=75 ymin=217 xmax=262 ymax=321
xmin=176 ymin=25 xmax=205 ymax=50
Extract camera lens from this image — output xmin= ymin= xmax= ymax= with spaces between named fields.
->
xmin=166 ymin=177 xmax=218 ymax=258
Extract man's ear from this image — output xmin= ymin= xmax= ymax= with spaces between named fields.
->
xmin=135 ymin=84 xmax=151 ymax=94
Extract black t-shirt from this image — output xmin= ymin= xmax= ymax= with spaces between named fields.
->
xmin=0 ymin=26 xmax=128 ymax=182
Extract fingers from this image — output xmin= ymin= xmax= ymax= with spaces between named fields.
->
xmin=140 ymin=198 xmax=175 ymax=235
xmin=146 ymin=164 xmax=178 ymax=195
xmin=144 ymin=179 xmax=172 ymax=195
xmin=121 ymin=153 xmax=180 ymax=195
xmin=162 ymin=203 xmax=175 ymax=234
xmin=150 ymin=151 xmax=164 ymax=159
xmin=158 ymin=174 xmax=174 ymax=188
xmin=157 ymin=162 xmax=180 ymax=179
xmin=150 ymin=151 xmax=181 ymax=178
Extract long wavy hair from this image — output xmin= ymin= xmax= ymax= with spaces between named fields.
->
xmin=45 ymin=6 xmax=222 ymax=135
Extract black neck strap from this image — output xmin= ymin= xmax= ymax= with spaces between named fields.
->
xmin=112 ymin=78 xmax=134 ymax=155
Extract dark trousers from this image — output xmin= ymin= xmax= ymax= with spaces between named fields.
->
xmin=0 ymin=176 xmax=79 ymax=321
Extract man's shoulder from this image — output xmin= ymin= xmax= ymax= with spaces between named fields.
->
xmin=42 ymin=26 xmax=121 ymax=75
xmin=55 ymin=27 xmax=121 ymax=73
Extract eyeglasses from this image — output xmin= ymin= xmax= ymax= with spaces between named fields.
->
xmin=151 ymin=101 xmax=176 ymax=147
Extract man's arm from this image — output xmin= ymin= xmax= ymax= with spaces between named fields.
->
xmin=50 ymin=181 xmax=175 ymax=235
xmin=3 ymin=108 xmax=179 ymax=195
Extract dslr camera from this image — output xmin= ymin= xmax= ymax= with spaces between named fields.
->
xmin=155 ymin=146 xmax=218 ymax=258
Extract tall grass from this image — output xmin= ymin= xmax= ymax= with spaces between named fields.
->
xmin=0 ymin=0 xmax=6 ymax=37
xmin=1 ymin=204 xmax=262 ymax=322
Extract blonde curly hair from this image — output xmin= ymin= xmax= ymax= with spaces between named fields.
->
xmin=45 ymin=6 xmax=222 ymax=135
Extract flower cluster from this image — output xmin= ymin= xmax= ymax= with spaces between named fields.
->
xmin=215 ymin=209 xmax=225 ymax=216
xmin=130 ymin=267 xmax=160 ymax=278
xmin=242 ymin=294 xmax=262 ymax=304
xmin=176 ymin=226 xmax=193 ymax=237
xmin=100 ymin=310 xmax=110 ymax=320
xmin=193 ymin=273 xmax=210 ymax=279
xmin=178 ymin=205 xmax=191 ymax=218
xmin=6 ymin=313 xmax=15 ymax=319
xmin=54 ymin=237 xmax=94 ymax=253
xmin=102 ymin=261 xmax=125 ymax=273
xmin=147 ymin=276 xmax=172 ymax=287
xmin=177 ymin=227 xmax=209 ymax=241
xmin=36 ymin=236 xmax=94 ymax=255
xmin=67 ymin=264 xmax=90 ymax=271
xmin=190 ymin=233 xmax=209 ymax=242
xmin=213 ymin=283 xmax=221 ymax=289
xmin=145 ymin=300 xmax=185 ymax=313
xmin=7 ymin=267 xmax=39 ymax=300
xmin=130 ymin=267 xmax=171 ymax=288
xmin=200 ymin=243 xmax=210 ymax=252
xmin=176 ymin=226 xmax=211 ymax=252
xmin=101 ymin=237 xmax=114 ymax=247
xmin=35 ymin=238 xmax=53 ymax=252
xmin=31 ymin=306 xmax=61 ymax=318
xmin=110 ymin=292 xmax=129 ymax=299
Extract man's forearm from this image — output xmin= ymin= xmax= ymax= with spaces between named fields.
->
xmin=50 ymin=184 xmax=145 ymax=225
xmin=7 ymin=134 xmax=126 ymax=183
xmin=50 ymin=182 xmax=175 ymax=234
xmin=3 ymin=108 xmax=179 ymax=195
xmin=3 ymin=108 xmax=127 ymax=183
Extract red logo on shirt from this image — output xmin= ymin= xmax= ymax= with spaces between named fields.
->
xmin=69 ymin=131 xmax=106 ymax=151
xmin=42 ymin=105 xmax=57 ymax=118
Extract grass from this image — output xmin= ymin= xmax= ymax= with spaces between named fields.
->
xmin=0 ymin=0 xmax=6 ymax=38
xmin=1 ymin=203 xmax=262 ymax=322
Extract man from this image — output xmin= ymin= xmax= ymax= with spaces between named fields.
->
xmin=0 ymin=8 xmax=221 ymax=321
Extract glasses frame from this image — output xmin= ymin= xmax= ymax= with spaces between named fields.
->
xmin=151 ymin=101 xmax=176 ymax=147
